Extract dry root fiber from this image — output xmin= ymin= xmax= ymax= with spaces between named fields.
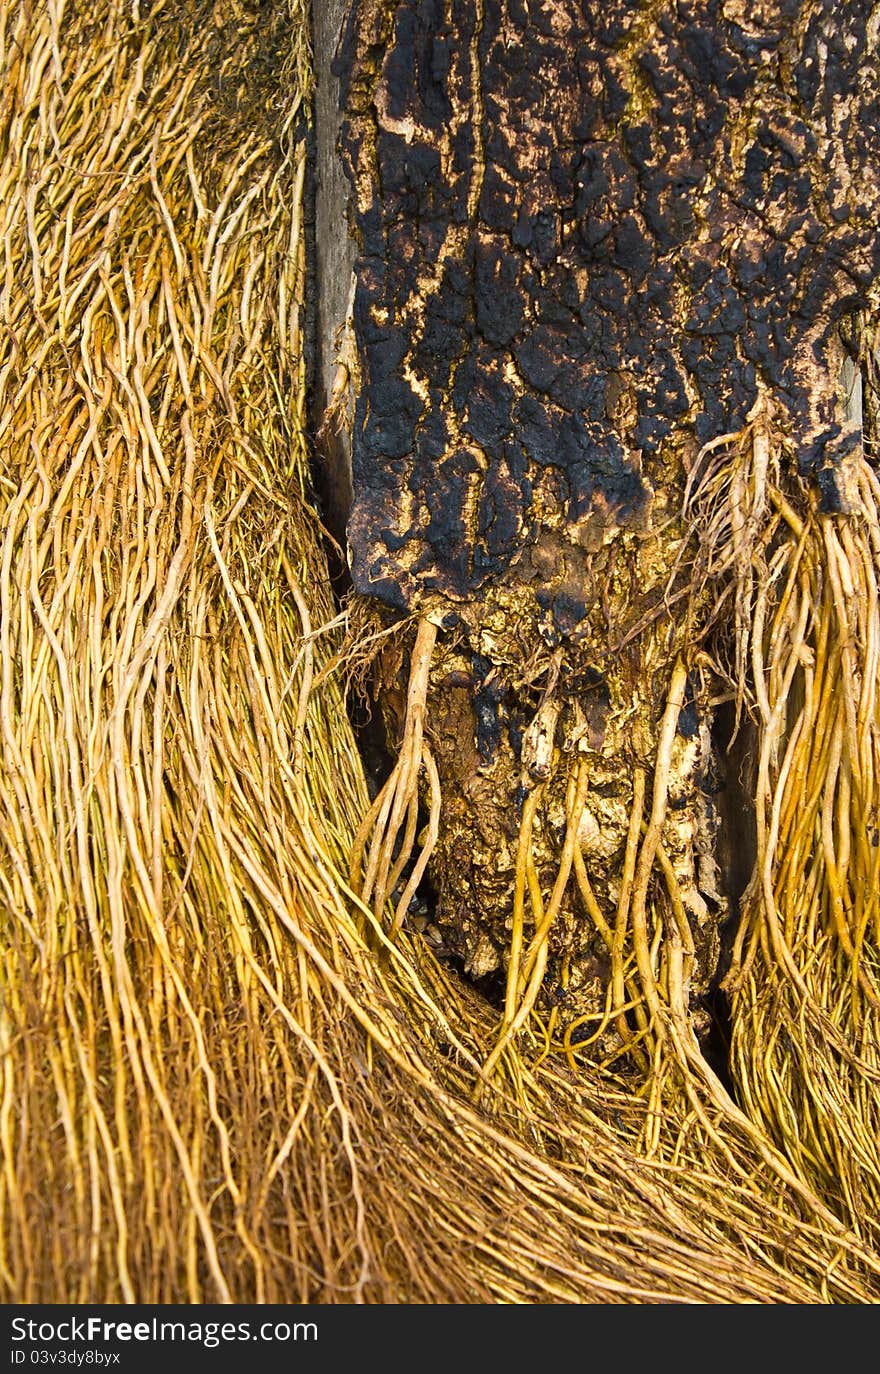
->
xmin=725 ymin=454 xmax=880 ymax=1251
xmin=3 ymin=0 xmax=880 ymax=1305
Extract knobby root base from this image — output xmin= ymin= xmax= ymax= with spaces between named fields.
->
xmin=352 ymin=403 xmax=880 ymax=1289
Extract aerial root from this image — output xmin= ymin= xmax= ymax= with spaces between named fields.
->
xmin=723 ymin=452 xmax=880 ymax=1248
xmin=349 ymin=616 xmax=440 ymax=936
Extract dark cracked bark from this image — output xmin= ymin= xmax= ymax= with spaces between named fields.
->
xmin=336 ymin=0 xmax=880 ymax=1037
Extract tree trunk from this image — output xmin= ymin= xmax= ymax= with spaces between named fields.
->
xmin=328 ymin=0 xmax=880 ymax=1072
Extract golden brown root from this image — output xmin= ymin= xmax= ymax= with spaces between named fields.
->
xmin=478 ymin=757 xmax=589 ymax=1094
xmin=348 ymin=615 xmax=440 ymax=935
xmin=0 ymin=0 xmax=384 ymax=1303
xmin=725 ymin=459 xmax=880 ymax=1245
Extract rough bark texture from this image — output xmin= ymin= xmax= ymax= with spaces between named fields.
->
xmin=341 ymin=0 xmax=879 ymax=608
xmin=337 ymin=0 xmax=880 ymax=1026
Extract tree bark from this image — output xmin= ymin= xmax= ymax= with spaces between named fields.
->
xmin=333 ymin=0 xmax=880 ymax=1038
